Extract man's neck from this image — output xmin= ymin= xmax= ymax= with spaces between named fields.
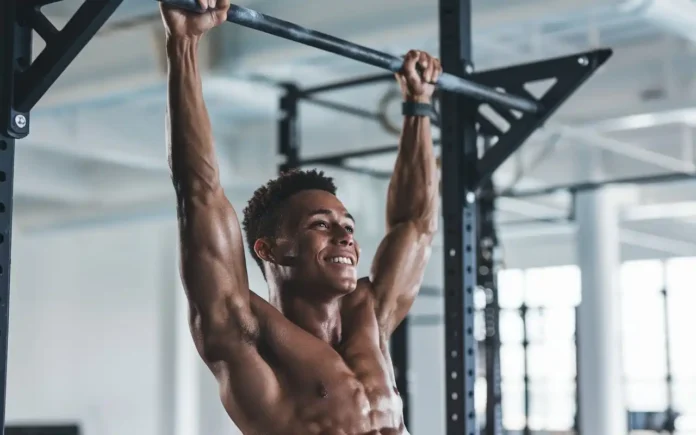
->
xmin=270 ymin=287 xmax=343 ymax=346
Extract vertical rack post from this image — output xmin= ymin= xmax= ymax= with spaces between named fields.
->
xmin=440 ymin=0 xmax=478 ymax=433
xmin=0 ymin=2 xmax=122 ymax=432
xmin=279 ymin=84 xmax=301 ymax=172
xmin=0 ymin=1 xmax=29 ymax=432
xmin=0 ymin=137 xmax=15 ymax=435
xmin=480 ymin=176 xmax=502 ymax=435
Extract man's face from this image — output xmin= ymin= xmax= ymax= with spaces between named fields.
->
xmin=269 ymin=189 xmax=360 ymax=295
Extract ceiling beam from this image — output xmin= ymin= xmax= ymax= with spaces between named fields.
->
xmin=553 ymin=124 xmax=695 ymax=173
xmin=621 ymin=200 xmax=696 ymax=221
xmin=586 ymin=107 xmax=696 ymax=132
xmin=621 ymin=228 xmax=696 ymax=257
xmin=497 ymin=194 xmax=696 ymax=256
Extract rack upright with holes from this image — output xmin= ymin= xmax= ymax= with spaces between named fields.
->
xmin=1 ymin=2 xmax=123 ymax=433
xmin=438 ymin=1 xmax=478 ymax=430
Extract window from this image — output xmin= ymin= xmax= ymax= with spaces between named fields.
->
xmin=621 ymin=257 xmax=696 ymax=434
xmin=486 ymin=257 xmax=696 ymax=434
xmin=666 ymin=258 xmax=696 ymax=434
xmin=497 ymin=266 xmax=580 ymax=432
xmin=621 ymin=260 xmax=667 ymax=390
xmin=665 ymin=258 xmax=696 ymax=382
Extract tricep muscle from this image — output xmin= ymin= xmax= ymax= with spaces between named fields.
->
xmin=369 ymin=220 xmax=434 ymax=336
xmin=178 ymin=192 xmax=285 ymax=426
xmin=177 ymin=189 xmax=257 ymax=357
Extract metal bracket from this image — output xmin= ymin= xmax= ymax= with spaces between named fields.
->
xmin=473 ymin=49 xmax=613 ymax=189
xmin=1 ymin=0 xmax=123 ymax=139
xmin=1 ymin=1 xmax=32 ymax=139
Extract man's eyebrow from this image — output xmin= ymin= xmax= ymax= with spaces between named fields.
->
xmin=308 ymin=209 xmax=332 ymax=218
xmin=308 ymin=209 xmax=356 ymax=223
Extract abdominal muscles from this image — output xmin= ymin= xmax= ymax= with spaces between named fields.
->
xmin=290 ymin=370 xmax=404 ymax=435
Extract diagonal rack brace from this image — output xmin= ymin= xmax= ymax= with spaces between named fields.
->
xmin=474 ymin=49 xmax=612 ymax=189
xmin=1 ymin=0 xmax=123 ymax=139
xmin=285 ymin=51 xmax=611 ymax=187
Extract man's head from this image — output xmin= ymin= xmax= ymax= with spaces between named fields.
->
xmin=242 ymin=170 xmax=360 ymax=297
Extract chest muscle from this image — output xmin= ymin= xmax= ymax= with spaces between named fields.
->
xmin=260 ymin=304 xmax=402 ymax=430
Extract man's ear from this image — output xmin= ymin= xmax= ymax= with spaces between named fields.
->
xmin=253 ymin=238 xmax=276 ymax=263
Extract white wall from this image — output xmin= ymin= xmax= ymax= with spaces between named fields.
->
xmin=6 ymin=220 xmax=176 ymax=435
xmin=4 ymin=203 xmax=263 ymax=435
xmin=5 ymin=173 xmax=643 ymax=435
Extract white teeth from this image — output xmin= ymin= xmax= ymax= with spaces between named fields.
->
xmin=329 ymin=257 xmax=352 ymax=265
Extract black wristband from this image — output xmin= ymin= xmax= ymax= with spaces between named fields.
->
xmin=402 ymin=101 xmax=434 ymax=118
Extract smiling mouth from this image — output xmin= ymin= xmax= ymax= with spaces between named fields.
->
xmin=326 ymin=256 xmax=355 ymax=266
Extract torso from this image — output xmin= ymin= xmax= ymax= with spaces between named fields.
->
xmin=232 ymin=284 xmax=408 ymax=435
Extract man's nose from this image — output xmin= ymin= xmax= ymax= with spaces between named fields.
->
xmin=333 ymin=227 xmax=354 ymax=246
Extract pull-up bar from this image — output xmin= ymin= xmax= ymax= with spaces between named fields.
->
xmin=157 ymin=0 xmax=541 ymax=114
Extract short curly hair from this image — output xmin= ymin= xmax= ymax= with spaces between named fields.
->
xmin=242 ymin=169 xmax=337 ymax=276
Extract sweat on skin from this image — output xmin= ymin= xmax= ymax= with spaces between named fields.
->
xmin=162 ymin=0 xmax=440 ymax=433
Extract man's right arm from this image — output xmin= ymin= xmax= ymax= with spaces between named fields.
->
xmin=162 ymin=5 xmax=287 ymax=428
xmin=165 ymin=22 xmax=257 ymax=362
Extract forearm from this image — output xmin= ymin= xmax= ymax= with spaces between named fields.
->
xmin=386 ymin=114 xmax=439 ymax=232
xmin=166 ymin=36 xmax=220 ymax=196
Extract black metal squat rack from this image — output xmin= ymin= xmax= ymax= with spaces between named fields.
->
xmin=2 ymin=1 xmax=610 ymax=434
xmin=276 ymin=2 xmax=609 ymax=433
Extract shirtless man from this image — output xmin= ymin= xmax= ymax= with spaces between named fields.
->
xmin=161 ymin=0 xmax=440 ymax=433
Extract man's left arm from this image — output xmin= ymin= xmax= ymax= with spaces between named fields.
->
xmin=365 ymin=50 xmax=441 ymax=337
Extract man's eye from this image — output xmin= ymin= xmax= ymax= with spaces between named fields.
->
xmin=314 ymin=221 xmax=329 ymax=229
xmin=345 ymin=226 xmax=354 ymax=234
